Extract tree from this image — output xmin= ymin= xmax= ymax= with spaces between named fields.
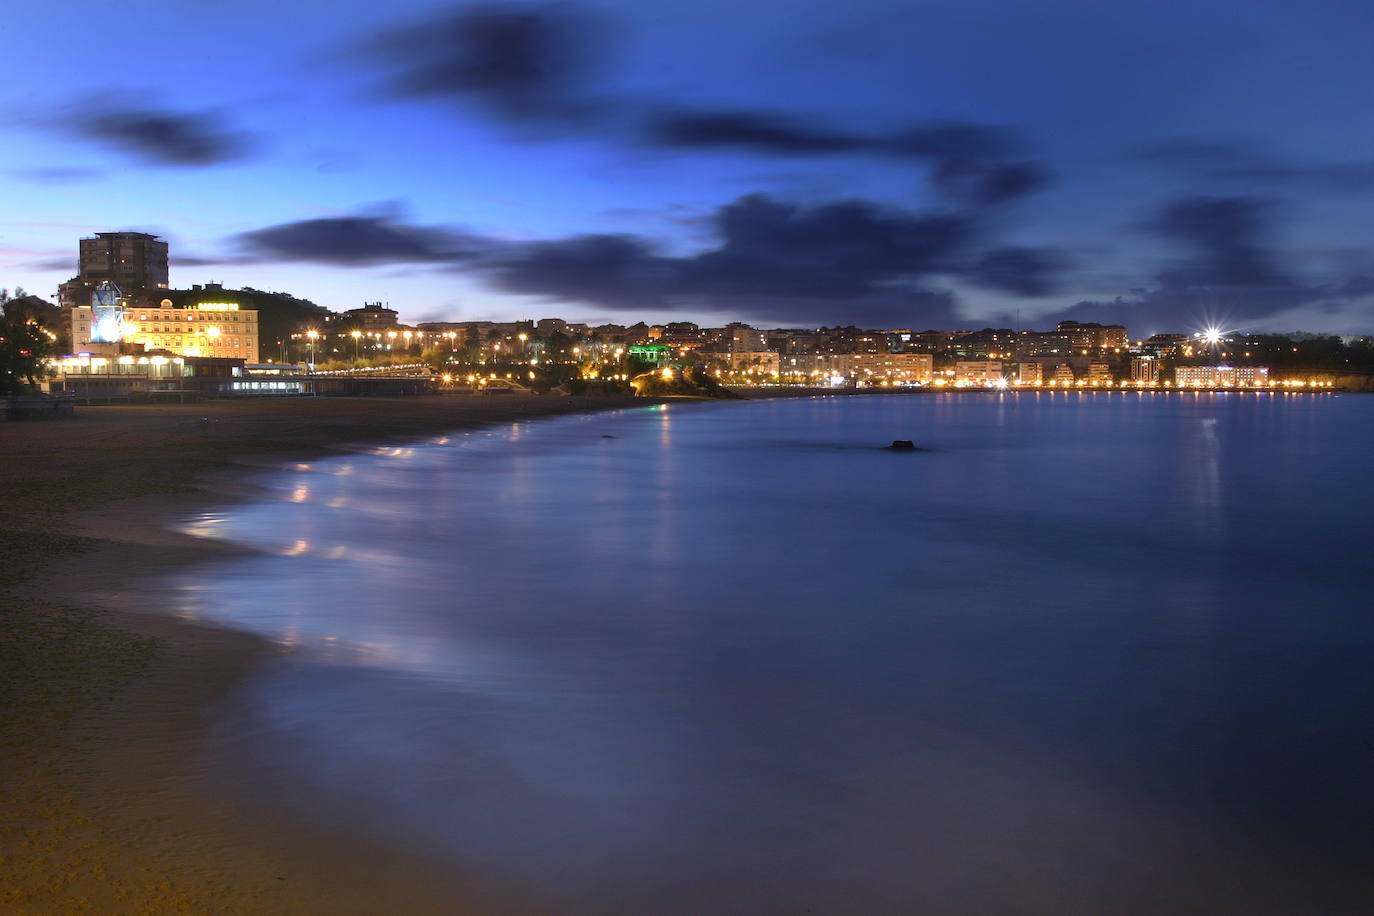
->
xmin=0 ymin=313 xmax=52 ymax=394
xmin=543 ymin=330 xmax=572 ymax=361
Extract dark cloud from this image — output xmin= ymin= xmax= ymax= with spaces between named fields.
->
xmin=367 ymin=3 xmax=604 ymax=124
xmin=1147 ymin=196 xmax=1284 ymax=287
xmin=1046 ymin=195 xmax=1374 ymax=335
xmin=647 ymin=110 xmax=872 ymax=156
xmin=1140 ymin=139 xmax=1374 ymax=193
xmin=648 ymin=110 xmax=1050 ymax=203
xmin=234 ymin=215 xmax=483 ymax=266
xmin=227 ymin=189 xmax=1068 ymax=326
xmin=935 ymin=161 xmax=1050 ymax=206
xmin=484 ymin=234 xmax=680 ymax=309
xmin=359 ymin=5 xmax=1049 ymax=204
xmin=684 ymin=195 xmax=969 ymax=299
xmin=965 ymin=247 xmax=1063 ymax=297
xmin=480 ymin=193 xmax=1058 ymax=324
xmin=67 ymin=101 xmax=256 ymax=166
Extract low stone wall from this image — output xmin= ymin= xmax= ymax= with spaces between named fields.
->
xmin=5 ymin=396 xmax=77 ymax=420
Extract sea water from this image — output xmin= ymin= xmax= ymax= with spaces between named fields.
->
xmin=169 ymin=393 xmax=1374 ymax=914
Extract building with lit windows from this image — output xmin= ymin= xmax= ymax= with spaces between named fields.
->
xmin=1175 ymin=365 xmax=1271 ymax=387
xmin=845 ymin=352 xmax=934 ymax=382
xmin=954 ymin=360 xmax=1004 ymax=385
xmin=726 ymin=323 xmax=770 ymax=352
xmin=720 ymin=350 xmax=781 ymax=374
xmin=1055 ymin=321 xmax=1129 ymax=350
xmin=341 ymin=302 xmax=399 ymax=333
xmin=1131 ymin=357 xmax=1160 ymax=383
xmin=58 ymin=232 xmax=169 ymax=308
xmin=69 ymin=297 xmax=259 ymax=362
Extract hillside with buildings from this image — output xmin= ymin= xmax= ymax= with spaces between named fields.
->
xmin=6 ymin=231 xmax=1374 ymax=399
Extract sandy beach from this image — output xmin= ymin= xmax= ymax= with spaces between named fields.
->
xmin=2 ymin=391 xmax=724 ymax=914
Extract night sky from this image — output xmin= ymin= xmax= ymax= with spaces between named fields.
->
xmin=4 ymin=0 xmax=1374 ymax=335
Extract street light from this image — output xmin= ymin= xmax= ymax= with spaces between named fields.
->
xmin=306 ymin=329 xmax=319 ymax=370
xmin=351 ymin=329 xmax=362 ymax=361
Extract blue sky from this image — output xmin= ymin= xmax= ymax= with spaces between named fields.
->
xmin=4 ymin=0 xmax=1374 ymax=335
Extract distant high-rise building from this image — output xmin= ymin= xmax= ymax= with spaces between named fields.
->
xmin=59 ymin=231 xmax=169 ymax=308
xmin=1131 ymin=357 xmax=1160 ymax=383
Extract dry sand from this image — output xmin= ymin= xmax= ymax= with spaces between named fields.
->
xmin=0 ymin=392 xmax=703 ymax=914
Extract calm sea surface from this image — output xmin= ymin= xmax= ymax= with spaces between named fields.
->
xmin=169 ymin=393 xmax=1374 ymax=914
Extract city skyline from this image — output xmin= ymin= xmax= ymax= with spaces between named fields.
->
xmin=6 ymin=1 xmax=1374 ymax=336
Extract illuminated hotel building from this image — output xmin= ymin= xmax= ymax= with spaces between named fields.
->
xmin=1175 ymin=365 xmax=1271 ymax=387
xmin=69 ymin=299 xmax=260 ymax=362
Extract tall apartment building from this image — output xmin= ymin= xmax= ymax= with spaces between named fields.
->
xmin=1131 ymin=357 xmax=1160 ymax=383
xmin=59 ymin=232 xmax=170 ymax=308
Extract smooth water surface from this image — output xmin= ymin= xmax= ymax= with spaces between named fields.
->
xmin=169 ymin=393 xmax=1374 ymax=914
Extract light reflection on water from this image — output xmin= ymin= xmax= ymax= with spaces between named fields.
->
xmin=167 ymin=395 xmax=1374 ymax=914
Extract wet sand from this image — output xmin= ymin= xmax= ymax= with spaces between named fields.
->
xmin=1 ymin=392 xmax=712 ymax=914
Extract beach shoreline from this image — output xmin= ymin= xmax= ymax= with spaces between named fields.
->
xmin=3 ymin=388 xmax=886 ymax=912
xmin=1 ymin=392 xmax=734 ymax=913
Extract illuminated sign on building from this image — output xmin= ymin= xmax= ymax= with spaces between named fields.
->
xmin=192 ymin=302 xmax=240 ymax=311
xmin=90 ymin=281 xmax=125 ymax=342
